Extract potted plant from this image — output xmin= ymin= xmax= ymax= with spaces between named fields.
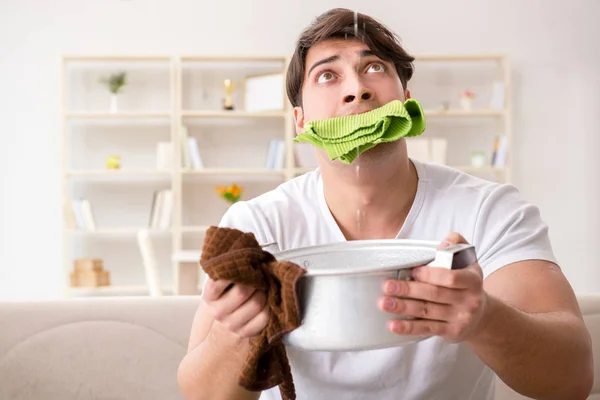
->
xmin=99 ymin=72 xmax=127 ymax=113
xmin=216 ymin=183 xmax=243 ymax=204
xmin=460 ymin=90 xmax=475 ymax=111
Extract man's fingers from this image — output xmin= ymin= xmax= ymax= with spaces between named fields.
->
xmin=411 ymin=265 xmax=481 ymax=289
xmin=438 ymin=232 xmax=468 ymax=249
xmin=202 ymin=278 xmax=233 ymax=302
xmin=388 ymin=318 xmax=449 ymax=337
xmin=238 ymin=305 xmax=270 ymax=338
xmin=382 ymin=279 xmax=465 ymax=304
xmin=222 ymin=290 xmax=267 ymax=332
xmin=210 ymin=284 xmax=256 ymax=320
xmin=379 ymin=297 xmax=453 ymax=321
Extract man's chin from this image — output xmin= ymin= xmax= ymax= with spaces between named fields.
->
xmin=352 ymin=142 xmax=399 ymax=162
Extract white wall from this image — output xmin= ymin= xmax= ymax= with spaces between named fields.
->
xmin=0 ymin=0 xmax=598 ymax=299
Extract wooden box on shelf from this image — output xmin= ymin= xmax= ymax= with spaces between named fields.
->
xmin=70 ymin=258 xmax=111 ymax=287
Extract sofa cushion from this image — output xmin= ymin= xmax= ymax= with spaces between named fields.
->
xmin=0 ymin=296 xmax=201 ymax=400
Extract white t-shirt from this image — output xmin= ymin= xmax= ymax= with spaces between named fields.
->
xmin=217 ymin=158 xmax=557 ymax=400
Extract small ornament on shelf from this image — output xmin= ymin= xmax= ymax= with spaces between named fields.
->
xmin=99 ymin=72 xmax=127 ymax=113
xmin=222 ymin=79 xmax=236 ymax=111
xmin=216 ymin=183 xmax=243 ymax=204
xmin=69 ymin=258 xmax=110 ymax=288
xmin=459 ymin=90 xmax=475 ymax=111
xmin=470 ymin=151 xmax=486 ymax=168
xmin=106 ymin=155 xmax=121 ymax=170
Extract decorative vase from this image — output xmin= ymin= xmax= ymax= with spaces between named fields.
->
xmin=110 ymin=94 xmax=118 ymax=113
xmin=470 ymin=151 xmax=486 ymax=168
xmin=460 ymin=97 xmax=472 ymax=111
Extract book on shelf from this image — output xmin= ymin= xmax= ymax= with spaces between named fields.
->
xmin=156 ymin=141 xmax=173 ymax=170
xmin=148 ymin=189 xmax=173 ymax=230
xmin=265 ymin=139 xmax=285 ymax=169
xmin=181 ymin=125 xmax=203 ymax=170
xmin=65 ymin=198 xmax=96 ymax=231
xmin=491 ymin=135 xmax=508 ymax=168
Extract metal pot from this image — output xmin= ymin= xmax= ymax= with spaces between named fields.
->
xmin=274 ymin=239 xmax=477 ymax=352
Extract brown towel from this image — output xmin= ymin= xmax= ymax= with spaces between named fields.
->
xmin=199 ymin=226 xmax=306 ymax=400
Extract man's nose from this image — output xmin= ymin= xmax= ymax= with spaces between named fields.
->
xmin=343 ymin=90 xmax=373 ymax=103
xmin=343 ymin=76 xmax=374 ymax=104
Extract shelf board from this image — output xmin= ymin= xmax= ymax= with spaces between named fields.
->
xmin=65 ymin=112 xmax=171 ymax=119
xmin=294 ymin=167 xmax=317 ymax=175
xmin=181 ymin=225 xmax=211 ymax=233
xmin=415 ymin=54 xmax=506 ymax=61
xmin=64 ymin=55 xmax=171 ymax=62
xmin=66 ymin=169 xmax=171 ymax=177
xmin=67 ymin=227 xmax=171 ymax=236
xmin=424 ymin=109 xmax=505 ymax=117
xmin=182 ymin=168 xmax=285 ymax=176
xmin=181 ymin=110 xmax=288 ymax=118
xmin=180 ymin=56 xmax=287 ymax=72
xmin=66 ymin=285 xmax=172 ymax=295
xmin=181 ymin=55 xmax=286 ymax=62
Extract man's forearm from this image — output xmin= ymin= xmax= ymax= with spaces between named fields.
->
xmin=178 ymin=326 xmax=260 ymax=400
xmin=467 ymin=295 xmax=594 ymax=400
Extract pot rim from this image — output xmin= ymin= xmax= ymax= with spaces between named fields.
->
xmin=273 ymin=239 xmax=441 ymax=277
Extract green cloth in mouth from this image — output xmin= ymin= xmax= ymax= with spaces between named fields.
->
xmin=293 ymin=99 xmax=426 ymax=164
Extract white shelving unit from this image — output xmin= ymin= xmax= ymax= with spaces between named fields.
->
xmin=61 ymin=53 xmax=510 ymax=297
xmin=408 ymin=53 xmax=511 ymax=183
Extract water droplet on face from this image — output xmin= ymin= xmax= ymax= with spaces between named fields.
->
xmin=353 ymin=10 xmax=365 ymax=238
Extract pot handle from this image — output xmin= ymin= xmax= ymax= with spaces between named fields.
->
xmin=428 ymin=243 xmax=478 ymax=270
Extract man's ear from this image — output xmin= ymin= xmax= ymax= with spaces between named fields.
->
xmin=293 ymin=106 xmax=304 ymax=135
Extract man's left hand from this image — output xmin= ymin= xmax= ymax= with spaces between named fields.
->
xmin=379 ymin=232 xmax=490 ymax=343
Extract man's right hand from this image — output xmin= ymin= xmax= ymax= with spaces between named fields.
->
xmin=202 ymin=279 xmax=270 ymax=338
xmin=178 ymin=280 xmax=268 ymax=400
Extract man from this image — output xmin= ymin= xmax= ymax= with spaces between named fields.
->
xmin=178 ymin=8 xmax=593 ymax=400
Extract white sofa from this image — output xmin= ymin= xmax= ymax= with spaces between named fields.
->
xmin=0 ymin=294 xmax=598 ymax=399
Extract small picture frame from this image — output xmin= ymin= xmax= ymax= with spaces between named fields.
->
xmin=243 ymin=72 xmax=285 ymax=112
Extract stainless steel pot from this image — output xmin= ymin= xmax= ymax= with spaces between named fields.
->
xmin=274 ymin=239 xmax=477 ymax=352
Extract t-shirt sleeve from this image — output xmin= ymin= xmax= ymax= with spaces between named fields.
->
xmin=199 ymin=201 xmax=270 ymax=292
xmin=217 ymin=201 xmax=270 ymax=245
xmin=472 ymin=184 xmax=558 ymax=279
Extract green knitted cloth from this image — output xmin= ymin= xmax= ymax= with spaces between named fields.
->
xmin=293 ymin=99 xmax=426 ymax=164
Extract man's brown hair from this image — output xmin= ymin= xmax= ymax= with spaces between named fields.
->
xmin=286 ymin=8 xmax=415 ymax=108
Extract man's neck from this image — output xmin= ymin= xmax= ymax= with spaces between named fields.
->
xmin=319 ymin=143 xmax=419 ymax=241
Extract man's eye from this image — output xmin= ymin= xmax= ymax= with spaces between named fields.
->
xmin=367 ymin=63 xmax=385 ymax=73
xmin=317 ymin=71 xmax=335 ymax=83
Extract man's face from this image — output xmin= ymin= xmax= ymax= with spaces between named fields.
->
xmin=294 ymin=38 xmax=408 ymax=133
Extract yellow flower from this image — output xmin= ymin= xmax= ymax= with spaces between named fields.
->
xmin=230 ymin=184 xmax=242 ymax=197
xmin=216 ymin=183 xmax=243 ymax=203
